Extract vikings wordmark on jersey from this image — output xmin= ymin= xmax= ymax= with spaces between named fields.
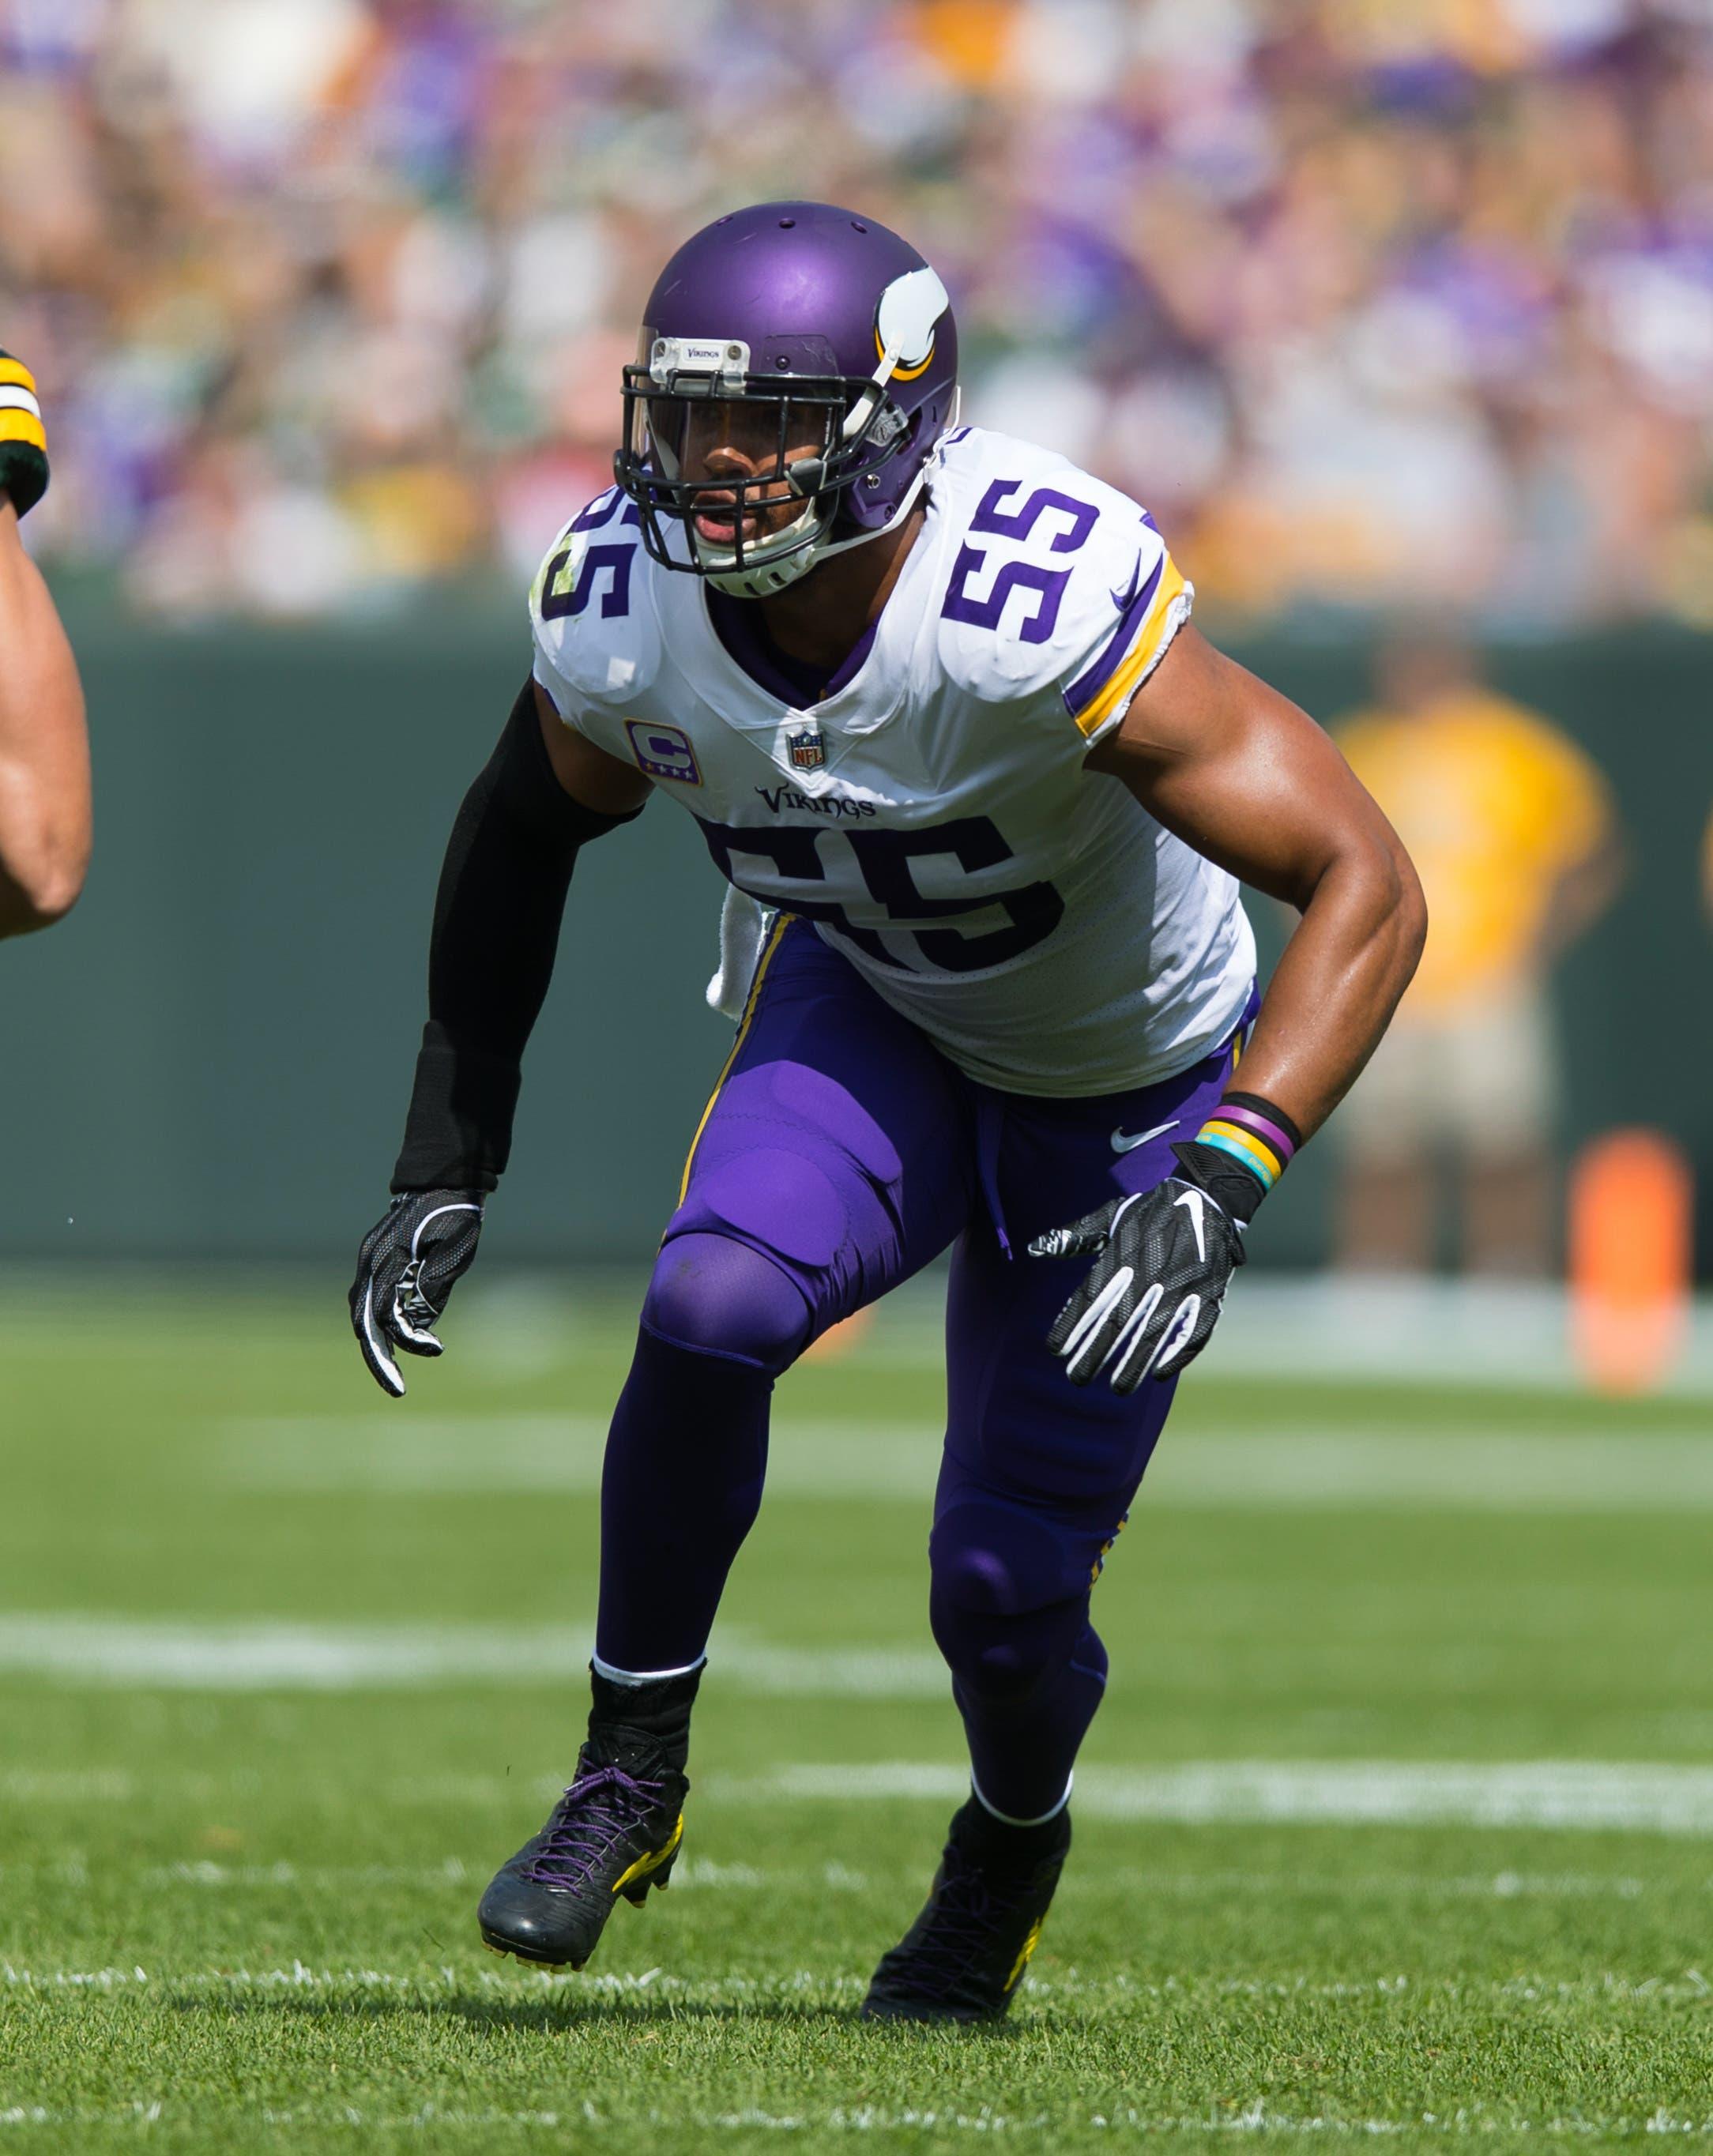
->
xmin=530 ymin=426 xmax=1254 ymax=1098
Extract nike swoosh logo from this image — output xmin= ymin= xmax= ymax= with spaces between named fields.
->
xmin=1109 ymin=552 xmax=1145 ymax=612
xmin=1111 ymin=1119 xmax=1179 ymax=1153
xmin=1172 ymin=1186 xmax=1208 ymax=1262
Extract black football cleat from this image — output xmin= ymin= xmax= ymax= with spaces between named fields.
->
xmin=860 ymin=1797 xmax=1071 ymax=2024
xmin=477 ymin=1723 xmax=688 ymax=1971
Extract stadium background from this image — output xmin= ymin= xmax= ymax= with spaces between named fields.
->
xmin=5 ymin=0 xmax=1713 ymax=1274
xmin=6 ymin=9 xmax=1713 ymax=2147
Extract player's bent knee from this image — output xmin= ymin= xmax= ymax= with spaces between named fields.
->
xmin=929 ymin=1589 xmax=1092 ymax=1706
xmin=928 ymin=1500 xmax=1088 ymax=1619
xmin=642 ymin=1231 xmax=812 ymax=1374
xmin=928 ymin=1499 xmax=1094 ymax=1703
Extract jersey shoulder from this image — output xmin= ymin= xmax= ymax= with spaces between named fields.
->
xmin=927 ymin=427 xmax=1192 ymax=745
xmin=528 ymin=486 xmax=666 ymax=718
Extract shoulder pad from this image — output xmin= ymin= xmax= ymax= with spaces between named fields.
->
xmin=529 ymin=487 xmax=664 ymax=711
xmin=928 ymin=431 xmax=1190 ymax=735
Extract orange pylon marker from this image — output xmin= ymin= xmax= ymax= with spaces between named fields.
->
xmin=1568 ymin=1128 xmax=1693 ymax=1395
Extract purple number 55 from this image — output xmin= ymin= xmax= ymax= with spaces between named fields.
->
xmin=941 ymin=479 xmax=1097 ymax=645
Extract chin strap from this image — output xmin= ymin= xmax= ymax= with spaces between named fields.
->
xmin=696 ymin=494 xmax=830 ymax=596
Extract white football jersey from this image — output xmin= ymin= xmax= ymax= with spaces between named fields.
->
xmin=529 ymin=426 xmax=1255 ymax=1097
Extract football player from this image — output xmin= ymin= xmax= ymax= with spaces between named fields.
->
xmin=351 ymin=204 xmax=1425 ymax=2022
xmin=0 ymin=351 xmax=88 ymax=939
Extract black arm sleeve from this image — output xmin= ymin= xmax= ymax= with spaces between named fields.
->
xmin=391 ymin=680 xmax=645 ymax=1192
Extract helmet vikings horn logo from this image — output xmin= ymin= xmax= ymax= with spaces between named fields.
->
xmin=786 ymin=728 xmax=826 ymax=771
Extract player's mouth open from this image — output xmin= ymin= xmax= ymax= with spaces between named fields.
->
xmin=694 ymin=494 xmax=778 ymax=544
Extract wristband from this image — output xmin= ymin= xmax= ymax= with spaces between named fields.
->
xmin=0 ymin=352 xmax=49 ymax=519
xmin=1192 ymin=1091 xmax=1301 ymax=1195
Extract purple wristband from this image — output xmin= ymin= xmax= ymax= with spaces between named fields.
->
xmin=1214 ymin=1101 xmax=1298 ymax=1168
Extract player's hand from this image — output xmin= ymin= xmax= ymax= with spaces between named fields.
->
xmin=1030 ymin=1174 xmax=1246 ymax=1391
xmin=348 ymin=1189 xmax=485 ymax=1397
xmin=0 ymin=352 xmax=49 ymax=519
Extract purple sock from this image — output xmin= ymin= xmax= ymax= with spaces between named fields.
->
xmin=595 ymin=1233 xmax=810 ymax=1673
xmin=950 ymin=1619 xmax=1108 ymax=1823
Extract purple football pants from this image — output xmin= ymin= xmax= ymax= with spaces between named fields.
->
xmin=597 ymin=920 xmax=1249 ymax=1821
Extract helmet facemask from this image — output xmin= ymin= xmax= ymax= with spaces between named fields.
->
xmin=616 ymin=333 xmax=914 ymax=597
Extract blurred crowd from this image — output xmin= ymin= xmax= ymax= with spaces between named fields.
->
xmin=4 ymin=0 xmax=1713 ymax=624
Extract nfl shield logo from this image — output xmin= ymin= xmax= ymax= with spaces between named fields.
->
xmin=786 ymin=727 xmax=826 ymax=773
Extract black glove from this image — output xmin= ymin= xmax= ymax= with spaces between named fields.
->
xmin=1030 ymin=1145 xmax=1253 ymax=1391
xmin=0 ymin=352 xmax=48 ymax=519
xmin=349 ymin=1189 xmax=484 ymax=1398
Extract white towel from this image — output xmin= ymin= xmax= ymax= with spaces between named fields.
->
xmin=706 ymin=886 xmax=775 ymax=1020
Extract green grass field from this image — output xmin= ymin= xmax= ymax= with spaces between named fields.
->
xmin=2 ymin=1276 xmax=1710 ymax=2154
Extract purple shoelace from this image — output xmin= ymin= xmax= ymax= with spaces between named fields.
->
xmin=522 ymin=1763 xmax=664 ymax=1886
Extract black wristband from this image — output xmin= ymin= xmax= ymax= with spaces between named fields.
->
xmin=1218 ymin=1089 xmax=1304 ymax=1155
xmin=1169 ymin=1139 xmax=1271 ymax=1229
xmin=0 ymin=447 xmax=47 ymax=521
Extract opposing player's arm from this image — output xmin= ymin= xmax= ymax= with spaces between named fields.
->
xmin=0 ymin=364 xmax=91 ymax=937
xmin=348 ymin=677 xmax=649 ymax=1395
xmin=1087 ymin=626 xmax=1426 ymax=1140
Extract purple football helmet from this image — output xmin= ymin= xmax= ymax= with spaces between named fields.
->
xmin=614 ymin=201 xmax=958 ymax=598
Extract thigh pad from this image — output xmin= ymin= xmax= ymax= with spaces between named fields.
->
xmin=668 ymin=1064 xmax=924 ymax=1326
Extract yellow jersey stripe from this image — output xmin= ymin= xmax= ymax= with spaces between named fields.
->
xmin=1072 ymin=560 xmax=1189 ymax=740
xmin=676 ymin=916 xmax=790 ymax=1205
xmin=0 ymin=358 xmax=37 ymax=396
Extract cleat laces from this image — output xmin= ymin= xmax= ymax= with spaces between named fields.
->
xmin=890 ymin=1849 xmax=1037 ymax=1999
xmin=521 ymin=1763 xmax=665 ymax=1886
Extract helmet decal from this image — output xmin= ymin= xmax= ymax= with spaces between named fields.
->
xmin=875 ymin=265 xmax=951 ymax=383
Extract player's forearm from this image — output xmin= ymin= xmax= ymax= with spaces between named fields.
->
xmin=392 ymin=682 xmax=642 ymax=1191
xmin=0 ymin=503 xmax=90 ymax=936
xmin=1105 ymin=630 xmax=1425 ymax=1146
xmin=1229 ymin=835 xmax=1425 ymax=1141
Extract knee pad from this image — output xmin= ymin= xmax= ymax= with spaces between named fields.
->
xmin=928 ymin=1498 xmax=1097 ymax=1706
xmin=642 ymin=1231 xmax=811 ymax=1374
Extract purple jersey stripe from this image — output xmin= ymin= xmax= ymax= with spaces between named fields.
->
xmin=1217 ymin=1101 xmax=1297 ymax=1164
xmin=1062 ymin=554 xmax=1165 ymax=721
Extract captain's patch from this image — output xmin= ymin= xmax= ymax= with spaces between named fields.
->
xmin=625 ymin=719 xmax=702 ymax=786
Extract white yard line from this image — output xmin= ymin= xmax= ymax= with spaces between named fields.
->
xmin=5 ymin=1962 xmax=1709 ymax=2004
xmin=221 ymin=1415 xmax=1713 ymax=1511
xmin=0 ymin=1853 xmax=1673 ymax=1900
xmin=0 ymin=1612 xmax=949 ymax=1695
xmin=0 ymin=2103 xmax=1708 ymax=2138
xmin=12 ymin=1745 xmax=1713 ymax=1837
xmin=736 ymin=1761 xmax=1713 ymax=1835
xmin=0 ymin=1768 xmax=134 ymax=1802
